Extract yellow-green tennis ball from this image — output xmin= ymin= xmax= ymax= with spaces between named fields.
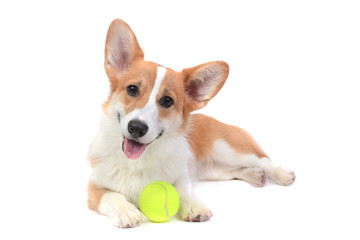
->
xmin=139 ymin=181 xmax=180 ymax=223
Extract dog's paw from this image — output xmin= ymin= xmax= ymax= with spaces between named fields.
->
xmin=108 ymin=202 xmax=144 ymax=228
xmin=271 ymin=167 xmax=296 ymax=186
xmin=99 ymin=192 xmax=145 ymax=228
xmin=246 ymin=168 xmax=267 ymax=187
xmin=100 ymin=194 xmax=144 ymax=228
xmin=179 ymin=201 xmax=213 ymax=222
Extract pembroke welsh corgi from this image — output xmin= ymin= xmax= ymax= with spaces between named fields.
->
xmin=87 ymin=19 xmax=295 ymax=228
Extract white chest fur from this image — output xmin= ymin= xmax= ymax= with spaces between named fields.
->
xmin=88 ymin=114 xmax=192 ymax=206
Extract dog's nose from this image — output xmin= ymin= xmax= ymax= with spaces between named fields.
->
xmin=128 ymin=120 xmax=148 ymax=138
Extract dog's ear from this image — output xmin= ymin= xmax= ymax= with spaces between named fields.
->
xmin=104 ymin=19 xmax=144 ymax=79
xmin=183 ymin=61 xmax=229 ymax=111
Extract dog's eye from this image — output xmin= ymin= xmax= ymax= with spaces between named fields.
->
xmin=159 ymin=96 xmax=174 ymax=108
xmin=126 ymin=85 xmax=139 ymax=97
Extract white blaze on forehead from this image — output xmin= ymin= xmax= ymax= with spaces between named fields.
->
xmin=132 ymin=66 xmax=167 ymax=142
xmin=149 ymin=66 xmax=167 ymax=103
xmin=139 ymin=66 xmax=166 ymax=117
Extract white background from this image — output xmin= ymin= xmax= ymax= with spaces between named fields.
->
xmin=0 ymin=0 xmax=359 ymax=239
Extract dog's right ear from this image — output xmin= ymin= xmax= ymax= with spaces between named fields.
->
xmin=104 ymin=19 xmax=144 ymax=79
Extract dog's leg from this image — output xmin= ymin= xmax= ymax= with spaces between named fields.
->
xmin=175 ymin=175 xmax=213 ymax=222
xmin=231 ymin=167 xmax=267 ymax=187
xmin=197 ymin=143 xmax=295 ymax=186
xmin=87 ymin=182 xmax=144 ymax=228
xmin=189 ymin=114 xmax=295 ymax=186
xmin=201 ymin=144 xmax=296 ymax=186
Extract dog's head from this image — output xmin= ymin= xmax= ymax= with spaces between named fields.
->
xmin=103 ymin=19 xmax=229 ymax=160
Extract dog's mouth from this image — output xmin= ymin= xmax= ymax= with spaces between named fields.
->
xmin=122 ymin=138 xmax=146 ymax=160
xmin=122 ymin=130 xmax=164 ymax=160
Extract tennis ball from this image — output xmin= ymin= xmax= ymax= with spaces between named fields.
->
xmin=139 ymin=181 xmax=180 ymax=223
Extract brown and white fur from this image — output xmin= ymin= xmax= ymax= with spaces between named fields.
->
xmin=87 ymin=19 xmax=295 ymax=228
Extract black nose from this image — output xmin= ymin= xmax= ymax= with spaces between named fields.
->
xmin=128 ymin=120 xmax=148 ymax=138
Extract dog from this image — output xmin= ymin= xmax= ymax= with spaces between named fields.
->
xmin=87 ymin=19 xmax=295 ymax=228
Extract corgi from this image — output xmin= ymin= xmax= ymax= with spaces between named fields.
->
xmin=87 ymin=19 xmax=295 ymax=228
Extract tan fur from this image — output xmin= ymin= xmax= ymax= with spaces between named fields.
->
xmin=116 ymin=62 xmax=158 ymax=114
xmin=157 ymin=69 xmax=185 ymax=118
xmin=102 ymin=61 xmax=158 ymax=114
xmin=156 ymin=69 xmax=190 ymax=134
xmin=187 ymin=114 xmax=268 ymax=162
xmin=87 ymin=18 xmax=295 ymax=228
xmin=87 ymin=183 xmax=108 ymax=212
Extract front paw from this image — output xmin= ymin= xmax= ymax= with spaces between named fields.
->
xmin=100 ymin=192 xmax=144 ymax=228
xmin=179 ymin=201 xmax=213 ymax=222
xmin=108 ymin=202 xmax=144 ymax=228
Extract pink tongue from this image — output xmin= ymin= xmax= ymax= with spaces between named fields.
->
xmin=124 ymin=138 xmax=146 ymax=160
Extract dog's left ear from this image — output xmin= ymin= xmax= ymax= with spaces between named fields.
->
xmin=183 ymin=61 xmax=229 ymax=111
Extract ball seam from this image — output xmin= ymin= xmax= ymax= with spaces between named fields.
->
xmin=155 ymin=182 xmax=170 ymax=219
